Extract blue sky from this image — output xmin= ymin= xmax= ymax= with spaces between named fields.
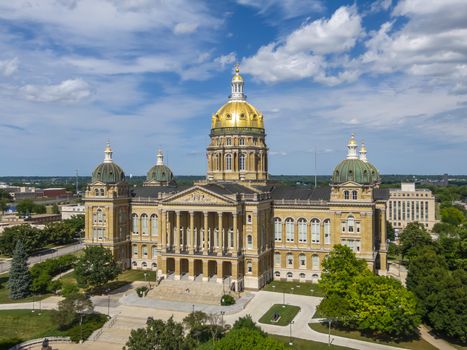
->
xmin=0 ymin=0 xmax=466 ymax=176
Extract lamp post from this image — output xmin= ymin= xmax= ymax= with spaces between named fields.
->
xmin=328 ymin=319 xmax=332 ymax=347
xmin=220 ymin=311 xmax=225 ymax=328
xmin=289 ymin=320 xmax=294 ymax=345
xmin=106 ymin=288 xmax=111 ymax=317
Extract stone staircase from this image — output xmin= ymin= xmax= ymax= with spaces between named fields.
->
xmin=91 ymin=314 xmax=147 ymax=345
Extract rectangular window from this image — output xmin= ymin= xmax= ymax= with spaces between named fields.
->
xmin=324 ymin=221 xmax=331 ymax=245
xmin=274 ymin=254 xmax=281 ymax=265
xmin=142 ymin=246 xmax=148 ymax=256
xmin=311 ymin=221 xmax=320 ymax=243
xmin=286 ymin=221 xmax=294 ymax=242
xmin=298 ymin=221 xmax=307 ymax=243
xmin=274 ymin=220 xmax=282 ymax=242
xmin=132 ymin=245 xmax=138 ymax=256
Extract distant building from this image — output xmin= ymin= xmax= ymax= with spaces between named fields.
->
xmin=1 ymin=213 xmax=61 ymax=225
xmin=60 ymin=204 xmax=85 ymax=220
xmin=386 ymin=183 xmax=437 ymax=235
xmin=43 ymin=188 xmax=70 ymax=198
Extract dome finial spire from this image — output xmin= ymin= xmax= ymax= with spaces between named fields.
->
xmin=359 ymin=140 xmax=368 ymax=162
xmin=104 ymin=141 xmax=113 ymax=163
xmin=156 ymin=149 xmax=164 ymax=166
xmin=346 ymin=133 xmax=358 ymax=159
xmin=230 ymin=64 xmax=245 ymax=101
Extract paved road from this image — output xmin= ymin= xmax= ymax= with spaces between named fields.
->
xmin=0 ymin=242 xmax=83 ymax=273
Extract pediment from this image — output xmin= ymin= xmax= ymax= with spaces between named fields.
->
xmin=162 ymin=186 xmax=235 ymax=205
xmin=336 ymin=181 xmax=362 ymax=188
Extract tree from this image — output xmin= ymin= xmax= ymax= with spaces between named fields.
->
xmin=211 ymin=327 xmax=287 ymax=350
xmin=8 ymin=240 xmax=32 ymax=299
xmin=44 ymin=221 xmax=76 ymax=245
xmin=441 ymin=207 xmax=465 ymax=226
xmin=319 ymin=244 xmax=369 ymax=296
xmin=398 ymin=222 xmax=433 ymax=259
xmin=386 ymin=221 xmax=395 ymax=241
xmin=0 ymin=198 xmax=8 ymax=214
xmin=53 ymin=292 xmax=94 ymax=329
xmin=16 ymin=199 xmax=35 ymax=215
xmin=0 ymin=224 xmax=46 ymax=256
xmin=74 ymin=245 xmax=120 ymax=289
xmin=0 ymin=189 xmax=12 ymax=201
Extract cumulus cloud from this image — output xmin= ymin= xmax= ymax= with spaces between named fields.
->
xmin=237 ymin=0 xmax=324 ymax=20
xmin=22 ymin=79 xmax=91 ymax=102
xmin=0 ymin=57 xmax=18 ymax=76
xmin=241 ymin=6 xmax=361 ymax=84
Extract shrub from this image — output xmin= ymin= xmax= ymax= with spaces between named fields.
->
xmin=30 ymin=255 xmax=76 ymax=294
xmin=136 ymin=286 xmax=149 ymax=297
xmin=220 ymin=294 xmax=235 ymax=306
xmin=66 ymin=313 xmax=108 ymax=342
xmin=61 ymin=283 xmax=79 ymax=298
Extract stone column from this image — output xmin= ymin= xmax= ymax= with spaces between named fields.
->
xmin=161 ymin=210 xmax=167 ymax=252
xmin=175 ymin=211 xmax=181 ymax=253
xmin=189 ymin=211 xmax=195 ymax=254
xmin=203 ymin=211 xmax=209 ymax=255
xmin=218 ymin=212 xmax=223 ymax=256
xmin=233 ymin=212 xmax=238 ymax=256
xmin=202 ymin=259 xmax=209 ymax=282
xmin=282 ymin=221 xmax=286 ymax=247
xmin=307 ymin=221 xmax=312 ymax=248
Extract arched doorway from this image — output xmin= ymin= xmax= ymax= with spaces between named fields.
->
xmin=208 ymin=260 xmax=217 ymax=282
xmin=166 ymin=258 xmax=175 ymax=279
xmin=180 ymin=258 xmax=189 ymax=279
xmin=194 ymin=259 xmax=203 ymax=281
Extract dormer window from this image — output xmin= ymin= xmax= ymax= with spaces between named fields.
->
xmin=226 ymin=137 xmax=232 ymax=146
xmin=344 ymin=190 xmax=349 ymax=200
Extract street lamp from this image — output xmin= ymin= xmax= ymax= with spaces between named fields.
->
xmin=220 ymin=311 xmax=225 ymax=328
xmin=289 ymin=320 xmax=294 ymax=345
xmin=328 ymin=319 xmax=332 ymax=347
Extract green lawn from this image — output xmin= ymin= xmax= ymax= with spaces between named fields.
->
xmin=271 ymin=334 xmax=353 ymax=350
xmin=116 ymin=269 xmax=157 ymax=282
xmin=263 ymin=280 xmax=325 ymax=297
xmin=0 ymin=310 xmax=107 ymax=350
xmin=0 ymin=274 xmax=51 ymax=304
xmin=309 ymin=322 xmax=438 ymax=350
xmin=259 ymin=304 xmax=301 ymax=326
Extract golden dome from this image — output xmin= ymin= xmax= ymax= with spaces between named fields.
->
xmin=212 ymin=100 xmax=264 ymax=129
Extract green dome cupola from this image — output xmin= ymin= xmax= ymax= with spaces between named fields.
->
xmin=144 ymin=150 xmax=176 ymax=186
xmin=332 ymin=135 xmax=379 ymax=185
xmin=91 ymin=143 xmax=125 ymax=184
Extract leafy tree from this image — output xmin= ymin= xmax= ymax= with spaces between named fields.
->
xmin=0 ymin=198 xmax=8 ymax=214
xmin=441 ymin=207 xmax=465 ymax=226
xmin=16 ymin=199 xmax=35 ymax=215
xmin=232 ymin=315 xmax=263 ymax=334
xmin=30 ymin=254 xmax=76 ymax=294
xmin=438 ymin=228 xmax=467 ymax=271
xmin=0 ymin=224 xmax=46 ymax=256
xmin=8 ymin=240 xmax=32 ymax=299
xmin=53 ymin=292 xmax=94 ymax=330
xmin=398 ymin=222 xmax=433 ymax=259
xmin=210 ymin=327 xmax=286 ymax=350
xmin=74 ymin=245 xmax=120 ymax=289
xmin=0 ymin=189 xmax=12 ymax=201
xmin=33 ymin=204 xmax=46 ymax=214
xmin=386 ymin=221 xmax=395 ymax=241
xmin=44 ymin=221 xmax=76 ymax=245
xmin=124 ymin=316 xmax=192 ymax=350
xmin=52 ymin=203 xmax=60 ymax=214
xmin=319 ymin=244 xmax=369 ymax=296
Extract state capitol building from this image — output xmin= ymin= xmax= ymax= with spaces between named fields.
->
xmin=83 ymin=67 xmax=389 ymax=291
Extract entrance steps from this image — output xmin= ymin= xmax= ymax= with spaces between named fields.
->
xmin=147 ymin=278 xmax=226 ymax=305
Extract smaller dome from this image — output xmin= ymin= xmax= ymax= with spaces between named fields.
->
xmin=146 ymin=164 xmax=174 ymax=183
xmin=92 ymin=162 xmax=125 ymax=184
xmin=332 ymin=159 xmax=379 ymax=185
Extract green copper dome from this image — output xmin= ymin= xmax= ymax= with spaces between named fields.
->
xmin=146 ymin=164 xmax=174 ymax=183
xmin=332 ymin=159 xmax=379 ymax=185
xmin=92 ymin=162 xmax=125 ymax=184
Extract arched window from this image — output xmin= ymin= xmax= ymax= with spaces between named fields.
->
xmin=96 ymin=209 xmax=104 ymax=223
xmin=299 ymin=253 xmax=306 ymax=267
xmin=287 ymin=272 xmax=293 ymax=278
xmin=344 ymin=190 xmax=349 ymax=200
xmin=142 ymin=245 xmax=148 ymax=256
xmin=285 ymin=218 xmax=294 ymax=242
xmin=274 ymin=218 xmax=282 ymax=242
xmin=299 ymin=273 xmax=306 ymax=279
xmin=132 ymin=261 xmax=137 ymax=267
xmin=132 ymin=244 xmax=138 ymax=256
xmin=239 ymin=153 xmax=246 ymax=171
xmin=226 ymin=154 xmax=232 ymax=170
xmin=311 ymin=219 xmax=320 ymax=243
xmin=142 ymin=262 xmax=147 ymax=268
xmin=347 ymin=216 xmax=355 ymax=232
xmin=247 ymin=235 xmax=253 ymax=249
xmin=94 ymin=189 xmax=99 ymax=196
xmin=275 ymin=271 xmax=280 ymax=277
xmin=298 ymin=219 xmax=307 ymax=243
xmin=239 ymin=138 xmax=245 ymax=145
xmin=247 ymin=261 xmax=252 ymax=273
xmin=286 ymin=253 xmax=293 ymax=266
xmin=226 ymin=137 xmax=231 ymax=145
xmin=150 ymin=215 xmax=158 ymax=235
xmin=274 ymin=252 xmax=281 ymax=266
xmin=312 ymin=254 xmax=319 ymax=270
xmin=152 ymin=245 xmax=157 ymax=258
xmin=352 ymin=190 xmax=358 ymax=200
xmin=132 ymin=214 xmax=138 ymax=234
xmin=141 ymin=214 xmax=148 ymax=235
xmin=324 ymin=219 xmax=331 ymax=244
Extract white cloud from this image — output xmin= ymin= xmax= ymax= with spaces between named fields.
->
xmin=241 ymin=6 xmax=361 ymax=84
xmin=237 ymin=0 xmax=324 ymax=20
xmin=174 ymin=22 xmax=199 ymax=35
xmin=22 ymin=79 xmax=91 ymax=102
xmin=0 ymin=57 xmax=18 ymax=76
xmin=215 ymin=52 xmax=237 ymax=68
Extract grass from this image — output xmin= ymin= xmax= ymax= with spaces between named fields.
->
xmin=116 ymin=269 xmax=157 ymax=282
xmin=263 ymin=280 xmax=325 ymax=297
xmin=259 ymin=304 xmax=300 ymax=326
xmin=0 ymin=274 xmax=51 ymax=304
xmin=309 ymin=322 xmax=438 ymax=350
xmin=270 ymin=334 xmax=353 ymax=350
xmin=0 ymin=310 xmax=107 ymax=350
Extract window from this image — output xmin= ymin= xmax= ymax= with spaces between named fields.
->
xmin=142 ymin=245 xmax=148 ymax=256
xmin=344 ymin=190 xmax=349 ymax=200
xmin=132 ymin=245 xmax=138 ymax=256
xmin=274 ymin=252 xmax=281 ymax=266
xmin=94 ymin=189 xmax=99 ymax=196
xmin=142 ymin=262 xmax=147 ymax=268
xmin=299 ymin=273 xmax=306 ymax=279
xmin=247 ymin=261 xmax=252 ymax=273
xmin=352 ymin=190 xmax=357 ymax=200
xmin=247 ymin=235 xmax=253 ymax=249
xmin=100 ymin=189 xmax=105 ymax=196
xmin=226 ymin=137 xmax=231 ymax=145
xmin=312 ymin=254 xmax=319 ymax=270
xmin=96 ymin=209 xmax=104 ymax=223
xmin=324 ymin=219 xmax=331 ymax=244
xmin=311 ymin=219 xmax=320 ymax=243
xmin=226 ymin=154 xmax=232 ymax=170
xmin=287 ymin=272 xmax=293 ymax=278
xmin=274 ymin=218 xmax=282 ymax=242
xmin=286 ymin=218 xmax=294 ymax=242
xmin=287 ymin=253 xmax=293 ymax=266
xmin=299 ymin=254 xmax=306 ymax=267
xmin=239 ymin=138 xmax=245 ymax=145
xmin=298 ymin=219 xmax=307 ymax=243
xmin=247 ymin=214 xmax=252 ymax=224
xmin=141 ymin=214 xmax=148 ymax=235
xmin=275 ymin=271 xmax=280 ymax=277
xmin=151 ymin=215 xmax=158 ymax=235
xmin=132 ymin=214 xmax=138 ymax=234
xmin=239 ymin=153 xmax=246 ymax=171
xmin=132 ymin=261 xmax=137 ymax=267
xmin=152 ymin=246 xmax=157 ymax=258
xmin=347 ymin=216 xmax=355 ymax=233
